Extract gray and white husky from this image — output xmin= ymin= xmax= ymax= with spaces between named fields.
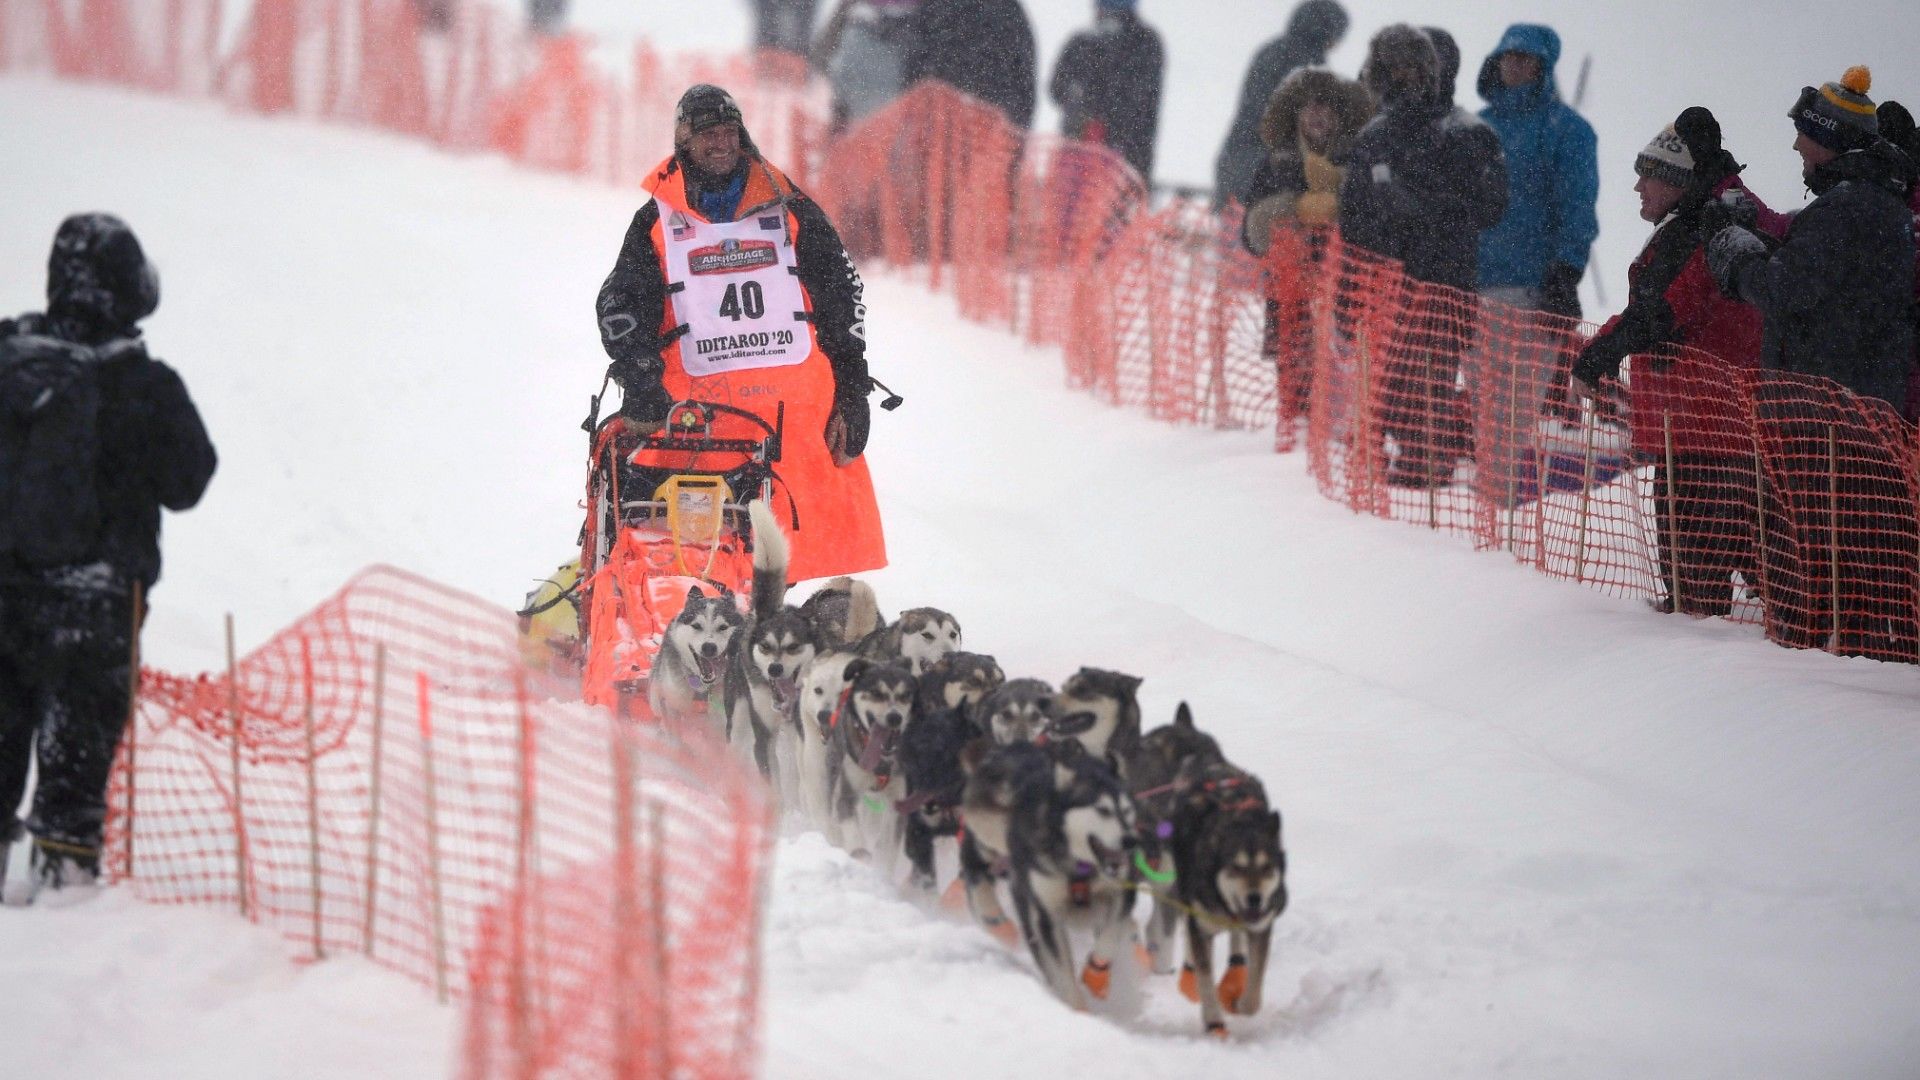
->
xmin=1005 ymin=740 xmax=1143 ymax=1010
xmin=977 ymin=678 xmax=1056 ymax=746
xmin=648 ymin=500 xmax=787 ymax=730
xmin=860 ymin=606 xmax=962 ymax=676
xmin=822 ymin=660 xmax=917 ymax=864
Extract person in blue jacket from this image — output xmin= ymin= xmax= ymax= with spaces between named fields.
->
xmin=1475 ymin=24 xmax=1598 ymax=318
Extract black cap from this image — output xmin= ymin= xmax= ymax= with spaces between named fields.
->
xmin=675 ymin=84 xmax=744 ymax=138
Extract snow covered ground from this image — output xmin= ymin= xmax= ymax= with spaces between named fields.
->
xmin=4 ymin=30 xmax=1920 ymax=1080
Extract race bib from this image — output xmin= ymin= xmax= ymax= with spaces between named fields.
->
xmin=660 ymin=209 xmax=813 ymax=376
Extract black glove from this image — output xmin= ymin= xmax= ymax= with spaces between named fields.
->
xmin=1569 ymin=340 xmax=1613 ymax=390
xmin=608 ymin=355 xmax=672 ymax=425
xmin=830 ymin=385 xmax=871 ymax=461
xmin=1707 ymin=226 xmax=1767 ymax=299
xmin=1540 ymin=262 xmax=1583 ymax=319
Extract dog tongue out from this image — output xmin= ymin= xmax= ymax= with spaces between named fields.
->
xmin=695 ymin=653 xmax=719 ymax=682
xmin=858 ymin=724 xmax=894 ymax=774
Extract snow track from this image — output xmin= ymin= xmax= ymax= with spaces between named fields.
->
xmin=3 ymin=74 xmax=1919 ymax=1079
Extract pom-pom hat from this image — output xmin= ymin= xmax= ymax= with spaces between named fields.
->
xmin=1792 ymin=66 xmax=1879 ymax=152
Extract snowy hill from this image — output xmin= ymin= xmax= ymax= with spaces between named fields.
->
xmin=4 ymin=69 xmax=1919 ymax=1078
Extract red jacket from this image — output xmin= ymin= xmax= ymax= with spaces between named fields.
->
xmin=1594 ymin=176 xmax=1767 ymax=457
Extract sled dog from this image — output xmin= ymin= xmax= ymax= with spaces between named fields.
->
xmin=1049 ymin=668 xmax=1143 ymax=776
xmin=823 ymin=660 xmax=917 ymax=864
xmin=1167 ymin=754 xmax=1286 ymax=1036
xmin=1005 ymin=739 xmax=1144 ymax=1010
xmin=861 ymin=606 xmax=962 ymax=675
xmin=1123 ymin=702 xmax=1226 ymax=974
xmin=978 ymin=678 xmax=1056 ymax=746
xmin=796 ymin=576 xmax=883 ymax=648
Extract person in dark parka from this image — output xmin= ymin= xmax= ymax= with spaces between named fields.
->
xmin=904 ymin=0 xmax=1038 ymax=130
xmin=1241 ymin=67 xmax=1372 ymax=253
xmin=1338 ymin=25 xmax=1508 ymax=487
xmin=1710 ymin=67 xmax=1915 ymax=411
xmin=1708 ymin=67 xmax=1918 ymax=660
xmin=1213 ymin=0 xmax=1348 ymax=208
xmin=1048 ymin=0 xmax=1164 ymax=184
xmin=0 ymin=214 xmax=216 ymax=899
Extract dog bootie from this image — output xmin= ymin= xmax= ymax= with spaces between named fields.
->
xmin=939 ymin=878 xmax=968 ymax=913
xmin=1081 ymin=959 xmax=1112 ymax=1000
xmin=1217 ymin=955 xmax=1249 ymax=1012
xmin=1178 ymin=962 xmax=1199 ymax=1002
xmin=982 ymin=915 xmax=1019 ymax=948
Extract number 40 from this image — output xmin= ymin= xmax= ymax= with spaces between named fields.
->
xmin=718 ymin=281 xmax=765 ymax=321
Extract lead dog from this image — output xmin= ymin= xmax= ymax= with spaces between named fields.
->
xmin=1167 ymin=754 xmax=1287 ymax=1036
xmin=1124 ymin=702 xmax=1226 ymax=974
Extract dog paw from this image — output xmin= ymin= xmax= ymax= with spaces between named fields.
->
xmin=1134 ymin=943 xmax=1158 ymax=973
xmin=1217 ymin=955 xmax=1248 ymax=1012
xmin=982 ymin=916 xmax=1020 ymax=948
xmin=1081 ymin=959 xmax=1112 ymax=1000
xmin=1204 ymin=1021 xmax=1229 ymax=1041
xmin=939 ymin=879 xmax=968 ymax=912
xmin=1178 ymin=963 xmax=1199 ymax=1003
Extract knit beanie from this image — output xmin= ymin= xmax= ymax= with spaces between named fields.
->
xmin=1791 ymin=66 xmax=1879 ymax=153
xmin=1634 ymin=123 xmax=1694 ymax=188
xmin=1095 ymin=0 xmax=1138 ymax=11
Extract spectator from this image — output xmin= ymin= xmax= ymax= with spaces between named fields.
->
xmin=1048 ymin=0 xmax=1165 ymax=185
xmin=813 ymin=0 xmax=921 ymax=133
xmin=0 ymin=214 xmax=217 ymax=901
xmin=752 ymin=0 xmax=819 ymax=54
xmin=1213 ymin=0 xmax=1349 ymax=209
xmin=1423 ymin=26 xmax=1460 ymax=106
xmin=596 ymin=86 xmax=886 ymax=581
xmin=1570 ymin=108 xmax=1770 ymax=616
xmin=1243 ymin=66 xmax=1369 ymax=428
xmin=1709 ymin=67 xmax=1915 ymax=411
xmin=1339 ymin=24 xmax=1508 ymax=487
xmin=1875 ymin=99 xmax=1920 ymax=423
xmin=1475 ymin=24 xmax=1599 ymax=319
xmin=905 ymin=0 xmax=1038 ymax=130
xmin=1242 ymin=67 xmax=1371 ymax=253
xmin=1708 ymin=67 xmax=1917 ymax=659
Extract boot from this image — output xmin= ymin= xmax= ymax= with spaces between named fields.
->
xmin=7 ymin=837 xmax=101 ymax=908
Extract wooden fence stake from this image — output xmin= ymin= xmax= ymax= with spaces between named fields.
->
xmin=123 ymin=580 xmax=142 ymax=880
xmin=362 ymin=644 xmax=388 ymax=957
xmin=1663 ymin=413 xmax=1682 ymax=610
xmin=302 ymin=635 xmax=323 ymax=959
xmin=511 ymin=666 xmax=534 ymax=1080
xmin=227 ymin=613 xmax=247 ymax=917
xmin=1828 ymin=426 xmax=1842 ymax=651
xmin=1574 ymin=405 xmax=1598 ymax=583
xmin=417 ymin=671 xmax=449 ymax=1003
xmin=651 ymin=802 xmax=672 ymax=1080
xmin=610 ymin=720 xmax=638 ymax=1079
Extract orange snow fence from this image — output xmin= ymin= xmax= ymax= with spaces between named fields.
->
xmin=814 ymin=86 xmax=1919 ymax=665
xmin=110 ymin=567 xmax=773 ymax=1080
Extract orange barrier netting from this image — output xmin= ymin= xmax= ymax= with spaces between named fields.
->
xmin=111 ymin=566 xmax=772 ymax=1079
xmin=814 ymin=87 xmax=1920 ymax=665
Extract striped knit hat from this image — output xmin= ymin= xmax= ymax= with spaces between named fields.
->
xmin=1635 ymin=123 xmax=1693 ymax=188
xmin=1791 ymin=66 xmax=1879 ymax=152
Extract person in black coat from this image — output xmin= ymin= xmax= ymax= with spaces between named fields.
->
xmin=905 ymin=0 xmax=1038 ymax=130
xmin=1048 ymin=0 xmax=1164 ymax=184
xmin=1337 ymin=25 xmax=1508 ymax=487
xmin=1707 ymin=67 xmax=1918 ymax=660
xmin=0 ymin=214 xmax=217 ymax=899
xmin=1213 ymin=0 xmax=1349 ymax=208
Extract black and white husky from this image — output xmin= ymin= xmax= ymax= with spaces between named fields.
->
xmin=719 ymin=503 xmax=808 ymax=779
xmin=1005 ymin=740 xmax=1143 ymax=1010
xmin=822 ymin=660 xmax=917 ymax=864
xmin=1123 ymin=702 xmax=1226 ymax=975
xmin=648 ymin=500 xmax=787 ymax=730
xmin=977 ymin=678 xmax=1055 ymax=745
xmin=1166 ymin=754 xmax=1287 ymax=1036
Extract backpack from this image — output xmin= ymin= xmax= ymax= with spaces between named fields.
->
xmin=0 ymin=333 xmax=105 ymax=568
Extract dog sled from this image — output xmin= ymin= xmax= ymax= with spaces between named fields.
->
xmin=526 ymin=398 xmax=793 ymax=712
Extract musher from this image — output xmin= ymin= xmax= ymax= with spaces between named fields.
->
xmin=595 ymin=84 xmax=887 ymax=581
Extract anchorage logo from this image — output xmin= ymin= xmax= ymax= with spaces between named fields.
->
xmin=689 ymin=238 xmax=778 ymax=275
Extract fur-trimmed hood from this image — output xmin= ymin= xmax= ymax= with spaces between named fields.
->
xmin=1261 ymin=66 xmax=1372 ymax=155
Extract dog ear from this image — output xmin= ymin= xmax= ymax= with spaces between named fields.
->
xmin=687 ymin=585 xmax=706 ymax=600
xmin=1174 ymin=702 xmax=1194 ymax=728
xmin=843 ymin=658 xmax=869 ymax=685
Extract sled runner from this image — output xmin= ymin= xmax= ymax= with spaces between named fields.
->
xmin=571 ymin=399 xmax=794 ymax=711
